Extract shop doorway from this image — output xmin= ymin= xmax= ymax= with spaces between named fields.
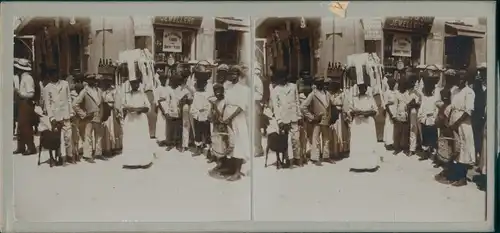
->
xmin=68 ymin=34 xmax=82 ymax=72
xmin=299 ymin=38 xmax=311 ymax=74
xmin=444 ymin=36 xmax=474 ymax=70
xmin=215 ymin=31 xmax=239 ymax=65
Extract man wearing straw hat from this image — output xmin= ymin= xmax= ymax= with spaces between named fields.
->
xmin=73 ymin=74 xmax=105 ymax=163
xmin=14 ymin=58 xmax=37 ymax=155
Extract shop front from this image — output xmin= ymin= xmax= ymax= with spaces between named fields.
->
xmin=152 ymin=16 xmax=202 ymax=66
xmin=381 ymin=17 xmax=434 ymax=73
xmin=14 ymin=17 xmax=91 ymax=80
xmin=214 ymin=17 xmax=249 ymax=65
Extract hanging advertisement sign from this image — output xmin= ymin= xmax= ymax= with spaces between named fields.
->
xmin=391 ymin=34 xmax=412 ymax=57
xmin=162 ymin=29 xmax=183 ymax=52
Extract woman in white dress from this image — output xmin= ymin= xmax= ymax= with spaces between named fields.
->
xmin=122 ymin=79 xmax=155 ymax=169
xmin=348 ymin=83 xmax=379 ymax=172
xmin=224 ymin=65 xmax=251 ymax=181
xmin=447 ymin=71 xmax=475 ymax=186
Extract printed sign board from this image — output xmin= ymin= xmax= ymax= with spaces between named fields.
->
xmin=162 ymin=29 xmax=183 ymax=53
xmin=391 ymin=34 xmax=412 ymax=57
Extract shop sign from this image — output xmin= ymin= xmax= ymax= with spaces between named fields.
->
xmin=162 ymin=29 xmax=183 ymax=52
xmin=154 ymin=16 xmax=203 ymax=28
xmin=391 ymin=34 xmax=412 ymax=57
xmin=362 ymin=18 xmax=383 ymax=40
xmin=384 ymin=17 xmax=434 ymax=34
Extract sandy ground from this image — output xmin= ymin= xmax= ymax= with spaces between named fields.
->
xmin=12 ymin=135 xmax=488 ymax=223
xmin=13 ymin=137 xmax=251 ymax=222
xmin=253 ymin=137 xmax=487 ymax=222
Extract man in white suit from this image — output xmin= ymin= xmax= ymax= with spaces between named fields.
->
xmin=270 ymin=69 xmax=303 ymax=166
xmin=45 ymin=66 xmax=74 ymax=165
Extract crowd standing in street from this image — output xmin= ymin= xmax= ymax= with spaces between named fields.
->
xmin=256 ymin=56 xmax=488 ymax=191
xmin=13 ymin=51 xmax=251 ymax=182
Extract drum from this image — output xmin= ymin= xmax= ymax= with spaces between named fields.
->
xmin=211 ymin=131 xmax=234 ymax=158
xmin=437 ymin=136 xmax=458 ymax=163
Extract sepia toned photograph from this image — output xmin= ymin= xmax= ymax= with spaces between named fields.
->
xmin=252 ymin=16 xmax=488 ymax=222
xmin=12 ymin=16 xmax=252 ymax=222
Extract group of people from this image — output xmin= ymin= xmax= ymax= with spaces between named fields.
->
xmin=13 ymin=56 xmax=251 ymax=181
xmin=255 ymin=62 xmax=487 ymax=189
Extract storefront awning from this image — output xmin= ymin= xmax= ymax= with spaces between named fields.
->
xmin=445 ymin=22 xmax=486 ymax=38
xmin=215 ymin=17 xmax=249 ymax=32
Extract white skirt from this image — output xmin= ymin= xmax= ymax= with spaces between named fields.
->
xmin=122 ymin=112 xmax=155 ymax=166
xmin=349 ymin=116 xmax=379 ymax=170
xmin=383 ymin=113 xmax=394 ymax=146
xmin=156 ymin=113 xmax=167 ymax=142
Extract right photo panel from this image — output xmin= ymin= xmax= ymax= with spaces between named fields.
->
xmin=252 ymin=17 xmax=488 ymax=222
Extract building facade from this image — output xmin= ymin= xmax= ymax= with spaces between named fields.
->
xmin=318 ymin=17 xmax=487 ymax=74
xmin=14 ymin=16 xmax=250 ymax=78
xmin=256 ymin=17 xmax=487 ymax=81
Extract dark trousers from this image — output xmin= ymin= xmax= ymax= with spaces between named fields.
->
xmin=193 ymin=119 xmax=211 ymax=145
xmin=167 ymin=117 xmax=182 ymax=147
xmin=17 ymin=99 xmax=36 ymax=152
xmin=421 ymin=124 xmax=438 ymax=149
xmin=471 ymin=114 xmax=485 ymax=155
xmin=447 ymin=162 xmax=468 ymax=181
xmin=393 ymin=121 xmax=409 ymax=151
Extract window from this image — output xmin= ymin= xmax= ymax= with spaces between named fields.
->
xmin=215 ymin=31 xmax=239 ymax=64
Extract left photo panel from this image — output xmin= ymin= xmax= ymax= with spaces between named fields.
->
xmin=12 ymin=16 xmax=252 ymax=222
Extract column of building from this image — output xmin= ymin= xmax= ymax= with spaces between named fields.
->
xmin=195 ymin=17 xmax=216 ymax=63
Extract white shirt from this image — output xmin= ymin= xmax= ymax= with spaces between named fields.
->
xmin=13 ymin=75 xmax=20 ymax=90
xmin=19 ymin=72 xmax=35 ymax=99
xmin=191 ymin=90 xmax=213 ymax=121
xmin=419 ymin=94 xmax=439 ymax=126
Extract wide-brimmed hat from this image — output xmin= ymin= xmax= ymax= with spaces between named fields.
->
xmin=194 ymin=66 xmax=212 ymax=81
xmin=444 ymin=69 xmax=457 ymax=77
xmin=313 ymin=76 xmax=325 ymax=84
xmin=477 ymin=62 xmax=487 ymax=70
xmin=85 ymin=73 xmax=98 ymax=80
xmin=14 ymin=58 xmax=32 ymax=71
xmin=416 ymin=64 xmax=426 ymax=70
xmin=217 ymin=64 xmax=229 ymax=72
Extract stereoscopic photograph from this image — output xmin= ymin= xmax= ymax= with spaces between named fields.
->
xmin=12 ymin=16 xmax=252 ymax=222
xmin=252 ymin=16 xmax=488 ymax=222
